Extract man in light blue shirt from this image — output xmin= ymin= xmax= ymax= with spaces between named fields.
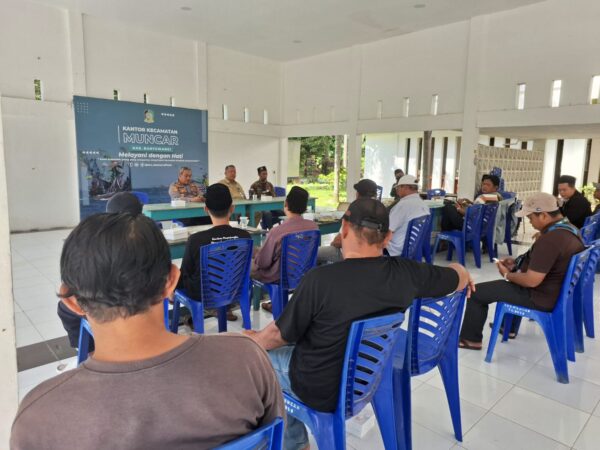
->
xmin=387 ymin=175 xmax=430 ymax=256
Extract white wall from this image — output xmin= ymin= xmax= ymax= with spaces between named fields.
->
xmin=0 ymin=0 xmax=285 ymax=231
xmin=542 ymin=139 xmax=557 ymax=194
xmin=561 ymin=139 xmax=588 ymax=187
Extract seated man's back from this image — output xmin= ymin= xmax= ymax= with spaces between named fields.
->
xmin=252 ymin=186 xmax=318 ymax=283
xmin=12 ymin=334 xmax=282 ymax=450
xmin=11 ymin=213 xmax=283 ymax=450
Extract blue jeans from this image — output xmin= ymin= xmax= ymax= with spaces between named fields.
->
xmin=268 ymin=346 xmax=309 ymax=450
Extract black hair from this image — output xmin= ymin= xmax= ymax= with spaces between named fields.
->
xmin=207 ymin=207 xmax=230 ymax=218
xmin=558 ymin=175 xmax=576 ymax=187
xmin=286 ymin=186 xmax=309 ymax=214
xmin=481 ymin=174 xmax=500 ymax=187
xmin=347 ymin=222 xmax=387 ymax=246
xmin=394 ymin=168 xmax=404 ymax=175
xmin=225 ymin=164 xmax=235 ymax=171
xmin=59 ymin=213 xmax=171 ymax=323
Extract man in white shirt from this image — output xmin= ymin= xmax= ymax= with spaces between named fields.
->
xmin=387 ymin=175 xmax=430 ymax=256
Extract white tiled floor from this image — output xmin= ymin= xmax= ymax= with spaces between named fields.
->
xmin=11 ymin=229 xmax=600 ymax=449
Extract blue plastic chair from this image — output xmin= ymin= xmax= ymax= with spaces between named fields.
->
xmin=486 ymin=249 xmax=588 ymax=383
xmin=77 ymin=318 xmax=94 ymax=365
xmin=253 ymin=230 xmax=320 ymax=318
xmin=499 ymin=191 xmax=516 ymax=200
xmin=583 ymin=213 xmax=600 ymax=229
xmin=421 ymin=212 xmax=434 ymax=264
xmin=494 ymin=200 xmax=518 ymax=256
xmin=130 ymin=190 xmax=149 ymax=204
xmin=169 ymin=239 xmax=253 ymax=333
xmin=427 ymin=188 xmax=446 ymax=199
xmin=574 ymin=241 xmax=600 ymax=349
xmin=283 ymin=312 xmax=405 ymax=450
xmin=393 ymin=289 xmax=467 ymax=446
xmin=433 ymin=204 xmax=485 ymax=268
xmin=581 ymin=224 xmax=598 ymax=245
xmin=274 ymin=186 xmax=286 ymax=197
xmin=376 ymin=185 xmax=383 ymax=200
xmin=480 ymin=202 xmax=499 ymax=262
xmin=214 ymin=417 xmax=284 ymax=450
xmin=401 ymin=214 xmax=431 ymax=261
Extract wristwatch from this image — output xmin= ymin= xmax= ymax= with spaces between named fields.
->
xmin=503 ymin=272 xmax=510 ymax=282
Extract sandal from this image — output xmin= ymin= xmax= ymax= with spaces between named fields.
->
xmin=488 ymin=322 xmax=517 ymax=339
xmin=459 ymin=339 xmax=482 ymax=351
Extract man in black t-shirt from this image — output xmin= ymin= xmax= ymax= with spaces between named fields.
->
xmin=558 ymin=175 xmax=591 ymax=228
xmin=244 ymin=198 xmax=470 ymax=450
xmin=178 ymin=183 xmax=251 ymax=321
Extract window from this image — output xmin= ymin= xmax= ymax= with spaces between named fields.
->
xmin=113 ymin=89 xmax=120 ymax=101
xmin=403 ymin=97 xmax=410 ymax=117
xmin=431 ymin=94 xmax=439 ymax=116
xmin=34 ymin=79 xmax=43 ymax=101
xmin=243 ymin=107 xmax=250 ymax=123
xmin=590 ymin=75 xmax=600 ymax=104
xmin=376 ymin=100 xmax=383 ymax=119
xmin=516 ymin=83 xmax=526 ymax=110
xmin=550 ymin=80 xmax=562 ymax=107
xmin=222 ymin=104 xmax=228 ymax=120
xmin=263 ymin=109 xmax=269 ymax=125
xmin=170 ymin=97 xmax=176 ymax=107
xmin=143 ymin=93 xmax=149 ymax=104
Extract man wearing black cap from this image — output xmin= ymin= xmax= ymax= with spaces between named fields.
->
xmin=250 ymin=166 xmax=283 ymax=229
xmin=252 ymin=186 xmax=318 ymax=287
xmin=178 ymin=183 xmax=251 ymax=321
xmin=244 ymin=198 xmax=471 ymax=449
xmin=316 ymin=178 xmax=378 ymax=265
xmin=105 ymin=192 xmax=143 ymax=215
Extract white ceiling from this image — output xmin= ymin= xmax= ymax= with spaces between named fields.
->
xmin=36 ymin=0 xmax=546 ymax=61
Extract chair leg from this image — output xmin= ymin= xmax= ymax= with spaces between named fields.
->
xmin=506 ymin=238 xmax=513 ymax=256
xmin=447 ymin=241 xmax=454 ymax=261
xmin=471 ymin=238 xmax=481 ymax=268
xmin=539 ymin=316 xmax=569 ymax=383
xmin=485 ymin=305 xmax=505 ymax=363
xmin=584 ymin=283 xmax=595 ymax=338
xmin=391 ymin=332 xmax=412 ymax=450
xmin=432 ymin=236 xmax=441 ymax=263
xmin=252 ymin=285 xmax=262 ymax=311
xmin=502 ymin=314 xmax=513 ymax=342
xmin=216 ymin=307 xmax=228 ymax=332
xmin=372 ymin=361 xmax=401 ymax=450
xmin=271 ymin=286 xmax=283 ymax=320
xmin=188 ymin=301 xmax=205 ymax=334
xmin=438 ymin=354 xmax=462 ymax=441
xmin=487 ymin=235 xmax=495 ymax=262
xmin=456 ymin=240 xmax=465 ymax=266
xmin=309 ymin=416 xmax=339 ymax=450
xmin=240 ymin=291 xmax=252 ymax=331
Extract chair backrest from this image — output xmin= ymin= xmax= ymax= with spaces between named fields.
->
xmin=274 ymin=186 xmax=286 ymax=197
xmin=481 ymin=202 xmax=500 ymax=238
xmin=408 ymin=289 xmax=467 ymax=374
xmin=376 ymin=185 xmax=383 ymax=201
xmin=130 ymin=190 xmax=149 ymax=204
xmin=583 ymin=213 xmax=600 ymax=229
xmin=463 ymin=203 xmax=484 ymax=238
xmin=200 ymin=239 xmax=253 ymax=309
xmin=426 ymin=188 xmax=446 ymax=199
xmin=581 ymin=224 xmax=598 ymax=245
xmin=337 ymin=312 xmax=405 ymax=418
xmin=554 ymin=249 xmax=589 ymax=313
xmin=214 ymin=417 xmax=284 ymax=450
xmin=401 ymin=214 xmax=431 ymax=260
xmin=279 ymin=230 xmax=321 ymax=290
xmin=579 ymin=240 xmax=600 ymax=293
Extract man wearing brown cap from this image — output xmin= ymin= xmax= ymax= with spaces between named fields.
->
xmin=178 ymin=183 xmax=252 ymax=322
xmin=459 ymin=192 xmax=585 ymax=349
xmin=316 ymin=178 xmax=379 ymax=265
xmin=244 ymin=198 xmax=471 ymax=449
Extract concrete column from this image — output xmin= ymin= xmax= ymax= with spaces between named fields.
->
xmin=67 ymin=11 xmax=87 ymax=96
xmin=345 ymin=134 xmax=363 ymax=195
xmin=0 ymin=95 xmax=19 ymax=446
xmin=458 ymin=16 xmax=486 ymax=199
xmin=278 ymin=137 xmax=288 ymax=187
xmin=589 ymin=139 xmax=600 ymax=183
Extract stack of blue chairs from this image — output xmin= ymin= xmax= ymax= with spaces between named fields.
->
xmin=427 ymin=188 xmax=446 ymax=199
xmin=253 ymin=230 xmax=320 ymax=318
xmin=393 ymin=289 xmax=467 ymax=447
xmin=168 ymin=239 xmax=254 ymax=333
xmin=434 ymin=204 xmax=485 ymax=268
xmin=574 ymin=240 xmax=600 ymax=352
xmin=486 ymin=249 xmax=589 ymax=383
xmin=283 ymin=312 xmax=405 ymax=450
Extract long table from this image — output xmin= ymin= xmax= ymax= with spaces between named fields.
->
xmin=144 ymin=197 xmax=317 ymax=227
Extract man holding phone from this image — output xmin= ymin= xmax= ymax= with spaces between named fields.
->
xmin=458 ymin=192 xmax=584 ymax=349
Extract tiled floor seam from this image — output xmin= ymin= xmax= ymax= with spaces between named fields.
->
xmin=569 ymin=414 xmax=594 ymax=450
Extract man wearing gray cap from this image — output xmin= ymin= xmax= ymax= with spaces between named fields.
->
xmin=387 ymin=174 xmax=430 ymax=256
xmin=459 ymin=192 xmax=585 ymax=349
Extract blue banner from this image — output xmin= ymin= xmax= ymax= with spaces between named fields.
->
xmin=73 ymin=96 xmax=208 ymax=219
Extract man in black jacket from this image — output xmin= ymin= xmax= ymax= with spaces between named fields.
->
xmin=557 ymin=175 xmax=591 ymax=228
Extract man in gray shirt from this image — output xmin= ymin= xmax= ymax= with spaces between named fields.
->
xmin=11 ymin=213 xmax=284 ymax=450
